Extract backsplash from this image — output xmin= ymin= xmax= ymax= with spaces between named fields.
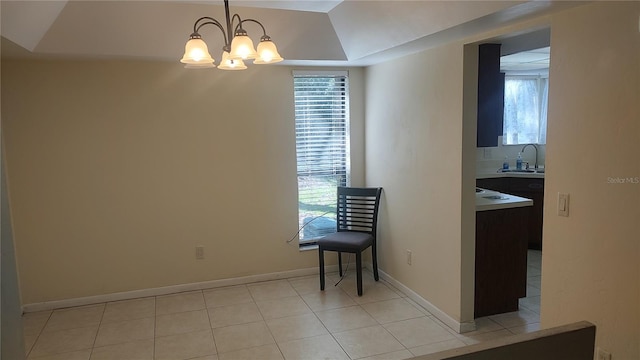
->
xmin=476 ymin=136 xmax=546 ymax=171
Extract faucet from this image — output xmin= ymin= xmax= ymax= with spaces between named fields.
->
xmin=521 ymin=144 xmax=539 ymax=169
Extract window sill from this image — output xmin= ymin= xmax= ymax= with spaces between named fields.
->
xmin=299 ymin=244 xmax=319 ymax=252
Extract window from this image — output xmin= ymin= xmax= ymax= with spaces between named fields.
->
xmin=503 ymin=75 xmax=548 ymax=145
xmin=293 ymin=71 xmax=350 ymax=243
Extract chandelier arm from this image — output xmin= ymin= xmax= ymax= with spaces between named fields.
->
xmin=230 ymin=13 xmax=244 ymax=33
xmin=194 ymin=18 xmax=230 ymax=46
xmin=193 ymin=17 xmax=218 ymax=32
xmin=234 ymin=18 xmax=267 ymax=37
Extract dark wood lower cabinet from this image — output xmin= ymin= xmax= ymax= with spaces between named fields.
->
xmin=477 ymin=177 xmax=544 ymax=250
xmin=475 ymin=206 xmax=529 ymax=318
xmin=509 ymin=178 xmax=544 ymax=250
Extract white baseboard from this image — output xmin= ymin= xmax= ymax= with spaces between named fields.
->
xmin=376 ymin=267 xmax=476 ymax=334
xmin=22 ymin=265 xmax=339 ymax=313
xmin=24 ymin=263 xmax=475 ymax=334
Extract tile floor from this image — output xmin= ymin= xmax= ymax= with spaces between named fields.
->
xmin=23 ymin=250 xmax=542 ymax=360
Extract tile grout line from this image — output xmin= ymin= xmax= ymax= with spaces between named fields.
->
xmin=24 ymin=267 xmax=542 ymax=359
xmin=88 ymin=303 xmax=107 ymax=359
xmin=287 ymin=276 xmax=353 ymax=359
xmin=25 ymin=310 xmax=54 ymax=359
xmin=201 ymin=289 xmax=221 ymax=358
xmin=377 ymin=316 xmax=412 ymax=359
xmin=258 ymin=288 xmax=286 ymax=360
xmin=322 ymin=288 xmax=406 ymax=359
xmin=209 ymin=285 xmax=262 ymax=359
xmin=297 ymin=278 xmax=349 ymax=359
xmin=153 ymin=294 xmax=157 ymax=360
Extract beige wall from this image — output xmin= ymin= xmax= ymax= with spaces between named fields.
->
xmin=4 ymin=3 xmax=639 ymax=358
xmin=1 ymin=139 xmax=26 ymax=360
xmin=365 ymin=44 xmax=468 ymax=322
xmin=542 ymin=2 xmax=639 ymax=359
xmin=1 ymin=60 xmax=365 ymax=304
xmin=364 ymin=5 xmax=639 ymax=357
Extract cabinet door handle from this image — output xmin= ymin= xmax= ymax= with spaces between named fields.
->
xmin=528 ymin=183 xmax=543 ymax=189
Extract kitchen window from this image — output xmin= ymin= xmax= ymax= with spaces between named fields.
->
xmin=503 ymin=75 xmax=548 ymax=145
xmin=293 ymin=71 xmax=350 ymax=244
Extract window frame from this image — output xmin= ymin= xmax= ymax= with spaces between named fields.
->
xmin=502 ymin=74 xmax=549 ymax=145
xmin=292 ymin=70 xmax=351 ymax=245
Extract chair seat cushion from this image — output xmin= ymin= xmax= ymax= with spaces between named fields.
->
xmin=318 ymin=231 xmax=373 ymax=252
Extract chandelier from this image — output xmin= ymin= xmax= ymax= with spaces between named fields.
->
xmin=180 ymin=0 xmax=283 ymax=70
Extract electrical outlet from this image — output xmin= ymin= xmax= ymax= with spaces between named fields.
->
xmin=195 ymin=246 xmax=204 ymax=260
xmin=596 ymin=348 xmax=612 ymax=360
xmin=406 ymin=250 xmax=412 ymax=265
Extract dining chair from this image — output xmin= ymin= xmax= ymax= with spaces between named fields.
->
xmin=318 ymin=186 xmax=383 ymax=296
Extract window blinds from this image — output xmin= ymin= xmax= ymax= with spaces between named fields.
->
xmin=293 ymin=73 xmax=350 ymax=241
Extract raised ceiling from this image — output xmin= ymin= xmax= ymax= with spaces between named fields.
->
xmin=501 ymin=46 xmax=550 ymax=72
xmin=1 ymin=1 xmax=578 ymax=66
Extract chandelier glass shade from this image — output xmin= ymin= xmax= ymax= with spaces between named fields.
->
xmin=218 ymin=51 xmax=247 ymax=70
xmin=180 ymin=37 xmax=214 ymax=65
xmin=180 ymin=0 xmax=283 ymax=70
xmin=254 ymin=38 xmax=282 ymax=64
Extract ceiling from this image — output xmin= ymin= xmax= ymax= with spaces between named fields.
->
xmin=501 ymin=46 xmax=550 ymax=72
xmin=1 ymin=1 xmax=578 ymax=66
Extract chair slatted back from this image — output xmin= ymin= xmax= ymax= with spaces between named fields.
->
xmin=336 ymin=187 xmax=382 ymax=236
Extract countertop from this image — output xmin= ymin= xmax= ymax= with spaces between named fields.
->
xmin=476 ymin=168 xmax=545 ymax=179
xmin=476 ymin=188 xmax=533 ymax=211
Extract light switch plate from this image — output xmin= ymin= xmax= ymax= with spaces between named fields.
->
xmin=557 ymin=193 xmax=569 ymax=217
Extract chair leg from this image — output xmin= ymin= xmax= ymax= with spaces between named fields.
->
xmin=338 ymin=252 xmax=343 ymax=277
xmin=372 ymin=245 xmax=379 ymax=281
xmin=356 ymin=252 xmax=363 ymax=296
xmin=319 ymin=248 xmax=325 ymax=291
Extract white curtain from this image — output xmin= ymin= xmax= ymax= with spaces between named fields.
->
xmin=503 ymin=76 xmax=548 ymax=145
xmin=539 ymin=78 xmax=549 ymax=144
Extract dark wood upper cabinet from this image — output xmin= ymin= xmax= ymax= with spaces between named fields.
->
xmin=477 ymin=43 xmax=505 ymax=148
